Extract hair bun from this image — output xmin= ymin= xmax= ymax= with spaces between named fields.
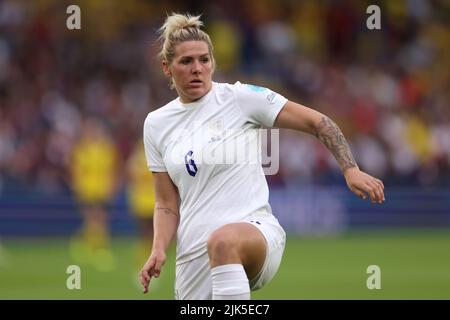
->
xmin=159 ymin=13 xmax=203 ymax=40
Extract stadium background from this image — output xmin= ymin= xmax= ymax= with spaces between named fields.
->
xmin=0 ymin=0 xmax=449 ymax=299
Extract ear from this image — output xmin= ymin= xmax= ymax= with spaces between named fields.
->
xmin=162 ymin=60 xmax=172 ymax=78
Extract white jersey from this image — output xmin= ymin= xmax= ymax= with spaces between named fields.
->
xmin=143 ymin=81 xmax=288 ymax=264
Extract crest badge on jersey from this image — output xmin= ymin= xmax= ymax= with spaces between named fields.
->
xmin=207 ymin=119 xmax=223 ymax=144
xmin=266 ymin=92 xmax=276 ymax=104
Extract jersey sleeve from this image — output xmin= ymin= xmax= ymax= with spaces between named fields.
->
xmin=143 ymin=114 xmax=167 ymax=172
xmin=234 ymin=81 xmax=288 ymax=127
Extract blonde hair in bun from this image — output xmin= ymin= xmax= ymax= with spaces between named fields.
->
xmin=158 ymin=13 xmax=215 ymax=69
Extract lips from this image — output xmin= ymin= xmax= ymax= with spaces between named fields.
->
xmin=189 ymin=79 xmax=203 ymax=88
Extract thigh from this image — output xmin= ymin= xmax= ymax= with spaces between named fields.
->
xmin=241 ymin=212 xmax=286 ymax=291
xmin=207 ymin=222 xmax=267 ymax=280
xmin=175 ymin=251 xmax=212 ymax=300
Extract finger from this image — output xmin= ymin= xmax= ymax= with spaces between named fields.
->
xmin=140 ymin=258 xmax=156 ymax=284
xmin=377 ymin=181 xmax=385 ymax=202
xmin=376 ymin=179 xmax=384 ymax=191
xmin=368 ymin=187 xmax=378 ymax=203
xmin=140 ymin=270 xmax=147 ymax=283
xmin=145 ymin=268 xmax=152 ymax=282
xmin=368 ymin=181 xmax=383 ymax=203
xmin=140 ymin=279 xmax=149 ymax=293
xmin=371 ymin=180 xmax=385 ymax=203
xmin=372 ymin=179 xmax=384 ymax=198
xmin=365 ymin=183 xmax=377 ymax=203
xmin=139 ymin=270 xmax=150 ymax=287
xmin=375 ymin=184 xmax=385 ymax=202
xmin=145 ymin=257 xmax=157 ymax=279
xmin=153 ymin=259 xmax=165 ymax=278
xmin=351 ymin=186 xmax=367 ymax=200
xmin=140 ymin=268 xmax=150 ymax=283
xmin=140 ymin=271 xmax=152 ymax=294
xmin=143 ymin=281 xmax=149 ymax=294
xmin=364 ymin=180 xmax=383 ymax=203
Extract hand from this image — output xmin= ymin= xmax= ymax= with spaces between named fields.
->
xmin=139 ymin=249 xmax=166 ymax=294
xmin=344 ymin=167 xmax=385 ymax=204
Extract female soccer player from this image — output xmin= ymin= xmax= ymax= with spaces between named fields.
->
xmin=139 ymin=13 xmax=385 ymax=300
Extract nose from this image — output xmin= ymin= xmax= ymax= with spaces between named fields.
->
xmin=192 ymin=59 xmax=201 ymax=74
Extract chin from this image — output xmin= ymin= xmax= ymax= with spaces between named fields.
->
xmin=186 ymin=89 xmax=206 ymax=99
xmin=190 ymin=94 xmax=205 ymax=102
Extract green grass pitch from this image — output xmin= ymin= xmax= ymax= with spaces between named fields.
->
xmin=1 ymin=229 xmax=449 ymax=299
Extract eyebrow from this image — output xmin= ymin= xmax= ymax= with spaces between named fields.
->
xmin=179 ymin=53 xmax=210 ymax=59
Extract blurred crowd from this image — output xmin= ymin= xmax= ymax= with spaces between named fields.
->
xmin=0 ymin=0 xmax=449 ymax=199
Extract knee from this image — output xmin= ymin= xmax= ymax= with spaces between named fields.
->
xmin=207 ymin=230 xmax=239 ymax=262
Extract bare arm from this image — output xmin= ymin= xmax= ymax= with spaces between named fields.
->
xmin=273 ymin=101 xmax=356 ymax=173
xmin=313 ymin=115 xmax=358 ymax=174
xmin=152 ymin=171 xmax=180 ymax=253
xmin=140 ymin=171 xmax=179 ymax=293
xmin=274 ymin=100 xmax=384 ymax=203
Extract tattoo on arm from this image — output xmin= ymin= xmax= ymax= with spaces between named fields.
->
xmin=315 ymin=116 xmax=357 ymax=173
xmin=156 ymin=207 xmax=178 ymax=217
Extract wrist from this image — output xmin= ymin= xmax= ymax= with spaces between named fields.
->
xmin=343 ymin=165 xmax=359 ymax=178
xmin=151 ymin=242 xmax=168 ymax=254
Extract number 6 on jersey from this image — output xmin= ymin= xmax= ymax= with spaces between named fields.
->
xmin=184 ymin=150 xmax=198 ymax=177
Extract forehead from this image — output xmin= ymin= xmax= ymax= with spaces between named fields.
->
xmin=174 ymin=40 xmax=209 ymax=58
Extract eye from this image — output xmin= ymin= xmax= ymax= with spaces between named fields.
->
xmin=180 ymin=58 xmax=191 ymax=65
xmin=200 ymin=57 xmax=210 ymax=63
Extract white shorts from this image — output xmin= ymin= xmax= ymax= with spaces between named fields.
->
xmin=174 ymin=211 xmax=286 ymax=300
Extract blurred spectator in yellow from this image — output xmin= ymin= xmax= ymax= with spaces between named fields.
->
xmin=290 ymin=1 xmax=326 ymax=60
xmin=208 ymin=18 xmax=241 ymax=73
xmin=69 ymin=117 xmax=119 ymax=272
xmin=405 ymin=110 xmax=432 ymax=164
xmin=126 ymin=140 xmax=155 ymax=269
